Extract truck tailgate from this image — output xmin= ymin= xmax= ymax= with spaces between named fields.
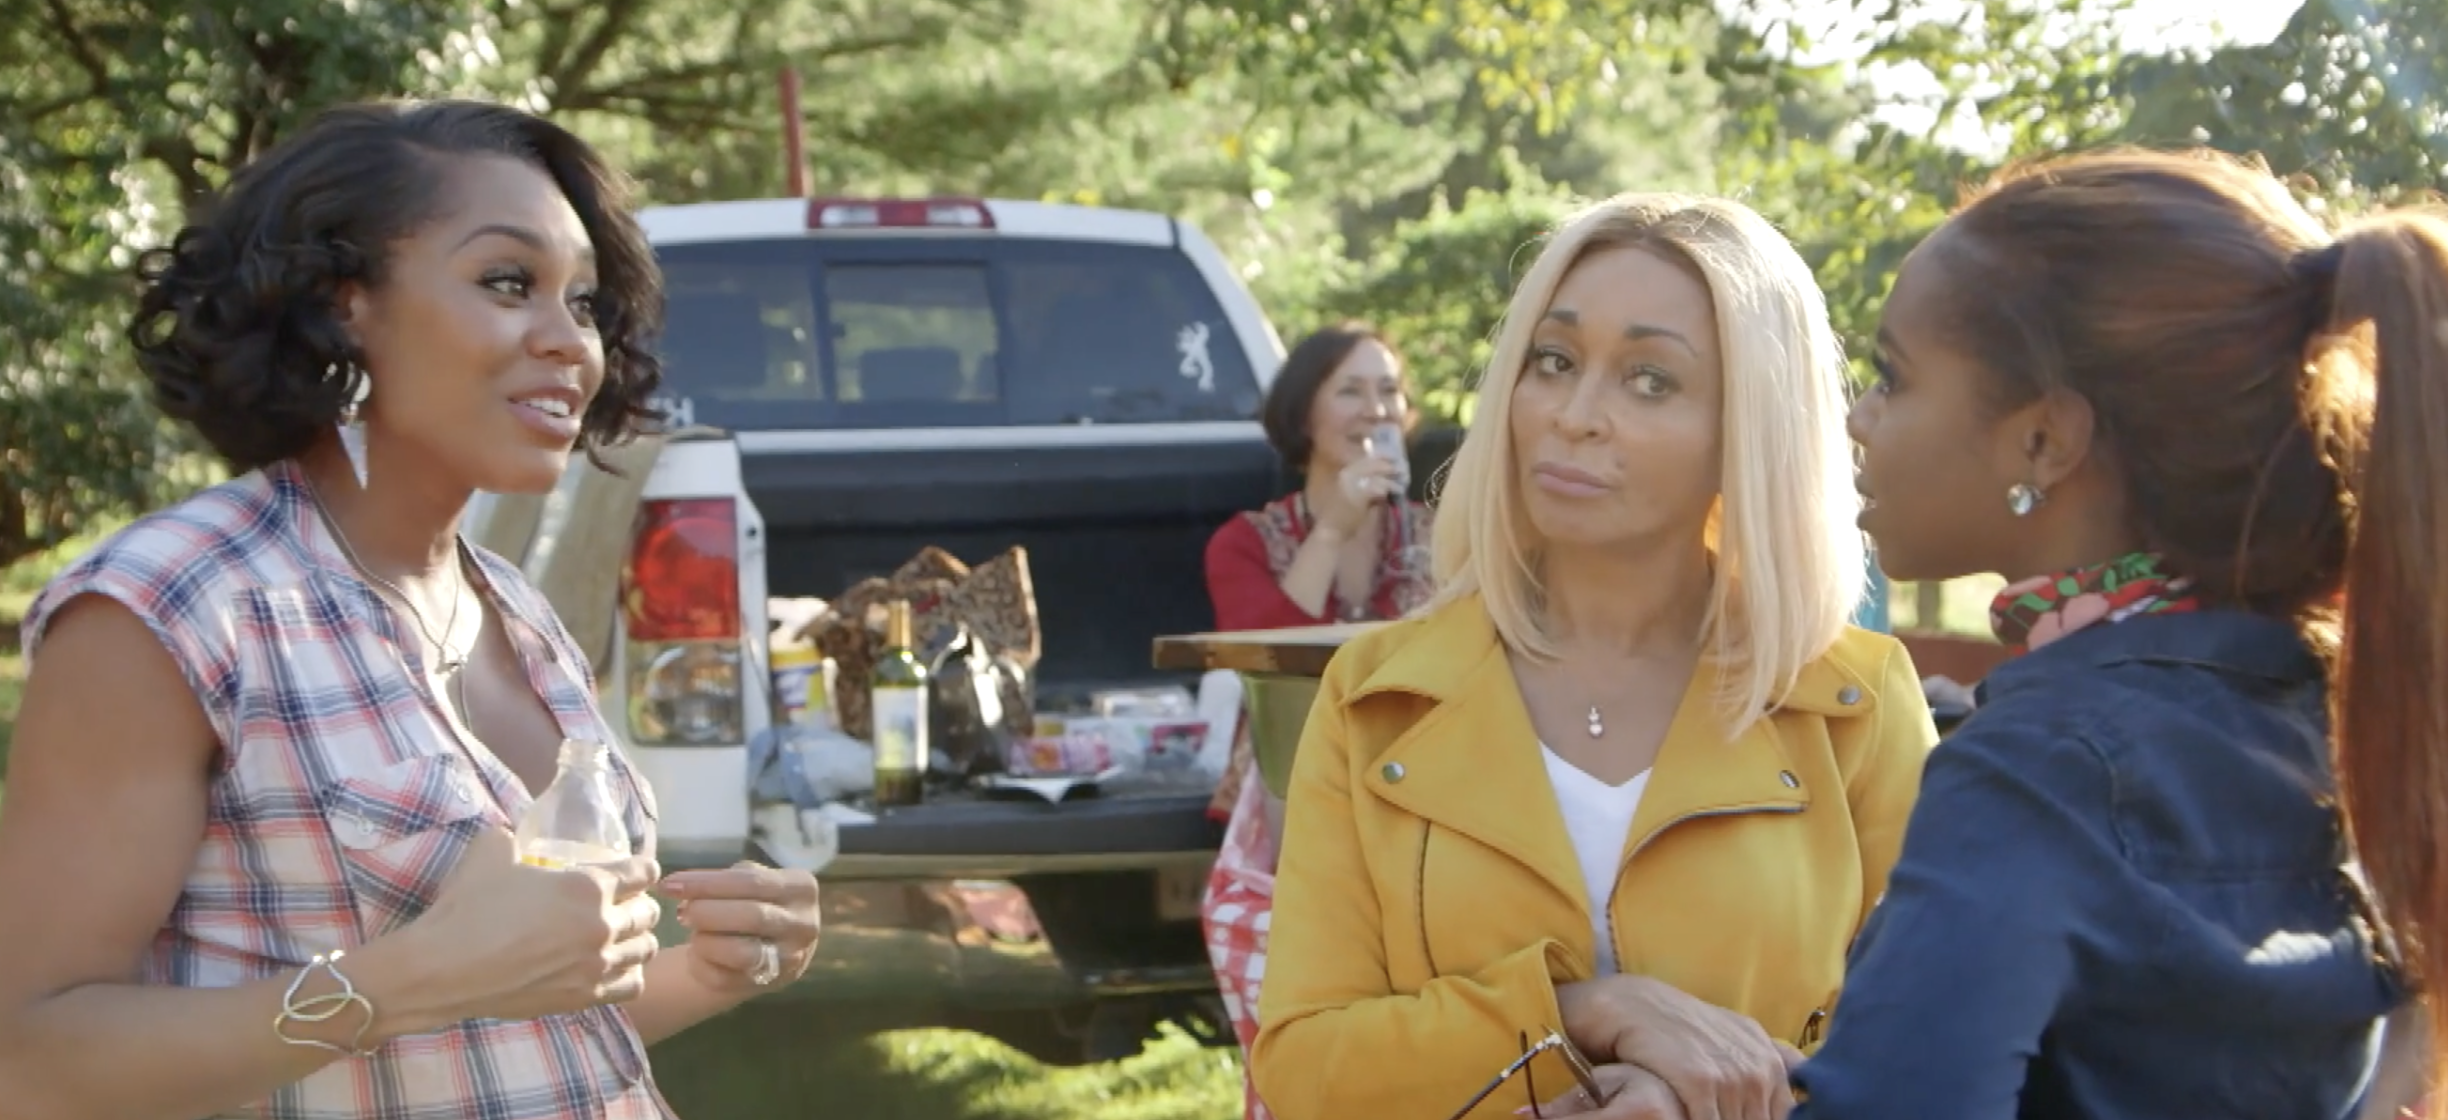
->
xmin=838 ymin=790 xmax=1220 ymax=860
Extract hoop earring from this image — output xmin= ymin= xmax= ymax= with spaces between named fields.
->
xmin=335 ymin=362 xmax=371 ymax=489
xmin=2006 ymin=481 xmax=2046 ymax=518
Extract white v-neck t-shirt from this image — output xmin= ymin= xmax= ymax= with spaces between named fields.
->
xmin=1539 ymin=743 xmax=1652 ymax=975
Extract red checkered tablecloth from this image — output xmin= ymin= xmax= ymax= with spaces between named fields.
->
xmin=1202 ymin=766 xmax=1279 ymax=1120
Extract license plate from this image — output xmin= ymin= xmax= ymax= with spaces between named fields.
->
xmin=1155 ymin=863 xmax=1208 ymax=922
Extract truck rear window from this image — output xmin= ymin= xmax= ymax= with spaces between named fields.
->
xmin=649 ymin=237 xmax=1264 ymax=430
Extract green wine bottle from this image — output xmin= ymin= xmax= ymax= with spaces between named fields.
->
xmin=871 ymin=599 xmax=930 ymax=807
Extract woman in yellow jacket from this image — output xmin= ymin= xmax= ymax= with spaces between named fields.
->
xmin=1249 ymin=192 xmax=1939 ymax=1120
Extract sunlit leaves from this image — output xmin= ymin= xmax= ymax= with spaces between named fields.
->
xmin=1160 ymin=0 xmax=1712 ymax=133
xmin=2122 ymin=0 xmax=2448 ymax=202
xmin=6 ymin=0 xmax=2443 ymax=576
xmin=0 ymin=0 xmax=498 ymax=566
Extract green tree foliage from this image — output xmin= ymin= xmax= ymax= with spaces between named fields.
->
xmin=0 ymin=0 xmax=1002 ymax=570
xmin=529 ymin=0 xmax=1033 ymax=204
xmin=1689 ymin=0 xmax=2168 ymax=382
xmin=0 ymin=122 xmax=154 ymax=570
xmin=2120 ymin=0 xmax=2448 ymax=203
xmin=3 ymin=0 xmax=2439 ymax=581
xmin=0 ymin=0 xmax=505 ymax=568
xmin=1326 ymin=176 xmax=1580 ymax=423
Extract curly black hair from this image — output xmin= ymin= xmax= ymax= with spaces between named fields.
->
xmin=129 ymin=98 xmax=665 ymax=471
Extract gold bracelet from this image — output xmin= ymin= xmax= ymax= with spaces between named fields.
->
xmin=273 ymin=950 xmax=378 ymax=1057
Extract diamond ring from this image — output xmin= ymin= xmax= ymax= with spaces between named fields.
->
xmin=749 ymin=938 xmax=782 ymax=986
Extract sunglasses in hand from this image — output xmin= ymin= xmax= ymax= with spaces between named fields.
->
xmin=1442 ymin=1029 xmax=1618 ymax=1120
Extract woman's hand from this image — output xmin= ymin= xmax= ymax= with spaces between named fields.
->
xmin=1532 ymin=1063 xmax=1690 ymax=1119
xmin=1312 ymin=456 xmax=1402 ymax=540
xmin=657 ymin=862 xmax=823 ymax=994
xmin=1557 ymin=976 xmax=1795 ymax=1120
xmin=400 ymin=827 xmax=664 ymax=1024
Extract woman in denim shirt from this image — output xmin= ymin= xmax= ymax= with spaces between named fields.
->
xmin=1760 ymin=149 xmax=2434 ymax=1119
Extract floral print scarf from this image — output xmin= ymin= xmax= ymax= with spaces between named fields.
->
xmin=1245 ymin=492 xmax=1436 ymax=622
xmin=1989 ymin=552 xmax=2204 ymax=654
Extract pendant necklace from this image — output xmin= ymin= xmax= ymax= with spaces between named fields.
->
xmin=309 ymin=482 xmax=478 ymax=724
xmin=1586 ymin=705 xmax=1605 ymax=738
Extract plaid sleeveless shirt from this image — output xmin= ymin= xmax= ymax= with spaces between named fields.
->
xmin=20 ymin=459 xmax=673 ymax=1120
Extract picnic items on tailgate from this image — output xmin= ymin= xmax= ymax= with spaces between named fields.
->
xmin=802 ymin=546 xmax=1041 ymax=781
xmin=766 ymin=598 xmax=841 ymax=731
xmin=927 ymin=621 xmax=1029 ymax=779
xmin=749 ymin=721 xmax=875 ymax=808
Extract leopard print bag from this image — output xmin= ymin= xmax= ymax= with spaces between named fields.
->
xmin=801 ymin=546 xmax=1040 ymax=753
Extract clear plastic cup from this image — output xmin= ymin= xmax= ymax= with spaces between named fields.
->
xmin=1365 ymin=421 xmax=1411 ymax=495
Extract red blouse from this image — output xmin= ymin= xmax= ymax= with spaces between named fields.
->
xmin=1202 ymin=492 xmax=1436 ymax=631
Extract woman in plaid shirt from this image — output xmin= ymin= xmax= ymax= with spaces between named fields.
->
xmin=0 ymin=99 xmax=819 ymax=1119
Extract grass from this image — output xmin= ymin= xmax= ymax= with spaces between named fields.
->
xmin=653 ymin=1006 xmax=1243 ymax=1120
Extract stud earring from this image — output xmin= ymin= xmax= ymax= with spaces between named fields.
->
xmin=335 ymin=362 xmax=371 ymax=489
xmin=2006 ymin=482 xmax=2045 ymax=518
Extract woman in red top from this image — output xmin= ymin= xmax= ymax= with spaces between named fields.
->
xmin=1204 ymin=322 xmax=1436 ymax=632
xmin=1198 ymin=322 xmax=1435 ymax=1120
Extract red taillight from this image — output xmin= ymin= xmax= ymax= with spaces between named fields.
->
xmin=807 ymin=196 xmax=994 ymax=230
xmin=624 ymin=498 xmax=740 ymax=642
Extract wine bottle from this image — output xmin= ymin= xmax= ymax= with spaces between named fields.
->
xmin=871 ymin=599 xmax=930 ymax=807
xmin=516 ymin=739 xmax=632 ymax=867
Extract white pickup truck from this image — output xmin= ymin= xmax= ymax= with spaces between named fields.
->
xmin=476 ymin=195 xmax=1293 ymax=1063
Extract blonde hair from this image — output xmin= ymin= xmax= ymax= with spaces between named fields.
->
xmin=1427 ymin=191 xmax=1866 ymax=737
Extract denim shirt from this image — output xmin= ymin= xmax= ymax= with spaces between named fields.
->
xmin=1791 ymin=610 xmax=2402 ymax=1120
